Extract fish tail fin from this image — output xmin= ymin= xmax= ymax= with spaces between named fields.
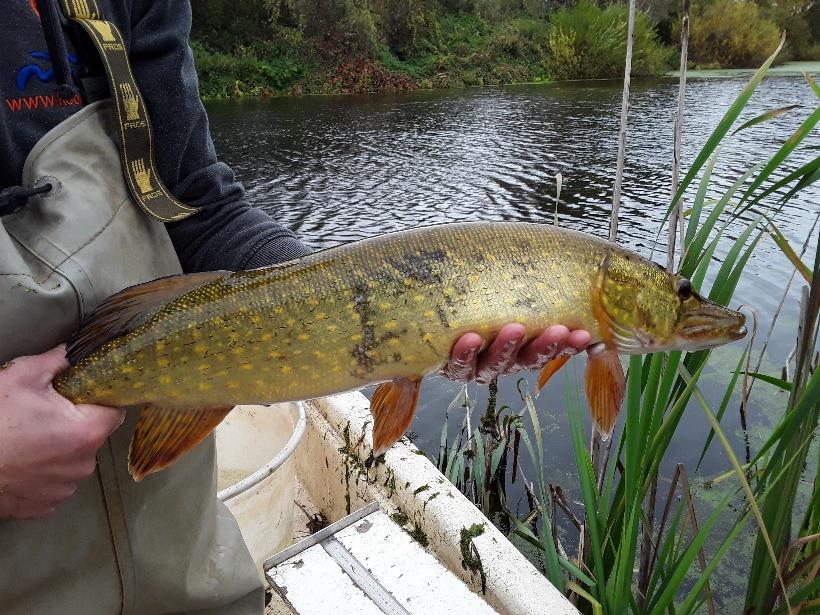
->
xmin=370 ymin=377 xmax=422 ymax=456
xmin=66 ymin=271 xmax=229 ymax=365
xmin=584 ymin=347 xmax=625 ymax=439
xmin=129 ymin=404 xmax=233 ymax=481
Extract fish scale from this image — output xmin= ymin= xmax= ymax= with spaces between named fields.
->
xmin=52 ymin=221 xmax=746 ymax=480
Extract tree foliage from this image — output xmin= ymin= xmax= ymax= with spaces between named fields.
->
xmin=687 ymin=0 xmax=782 ymax=68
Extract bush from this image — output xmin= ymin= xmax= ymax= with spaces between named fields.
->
xmin=546 ymin=2 xmax=670 ymax=80
xmin=191 ymin=41 xmax=307 ymax=97
xmin=686 ymin=0 xmax=782 ymax=68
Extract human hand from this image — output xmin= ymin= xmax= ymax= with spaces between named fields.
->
xmin=441 ymin=324 xmax=591 ymax=384
xmin=0 ymin=346 xmax=125 ymax=519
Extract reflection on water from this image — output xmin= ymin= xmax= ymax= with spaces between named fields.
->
xmin=206 ymin=76 xmax=817 ymax=595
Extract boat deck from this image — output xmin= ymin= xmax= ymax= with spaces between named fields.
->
xmin=266 ymin=502 xmax=498 ymax=614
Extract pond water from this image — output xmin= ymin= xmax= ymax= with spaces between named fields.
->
xmin=206 ymin=74 xmax=818 ymax=605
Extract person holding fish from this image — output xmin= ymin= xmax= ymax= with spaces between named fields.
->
xmin=0 ymin=1 xmax=593 ymax=613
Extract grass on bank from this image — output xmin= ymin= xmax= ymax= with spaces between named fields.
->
xmin=191 ymin=3 xmax=670 ymax=97
xmin=434 ymin=42 xmax=820 ymax=613
xmin=190 ymin=0 xmax=818 ymax=98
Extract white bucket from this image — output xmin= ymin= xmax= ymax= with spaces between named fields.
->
xmin=215 ymin=403 xmax=303 ymax=579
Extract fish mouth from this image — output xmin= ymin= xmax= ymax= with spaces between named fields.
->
xmin=675 ymin=299 xmax=747 ymax=351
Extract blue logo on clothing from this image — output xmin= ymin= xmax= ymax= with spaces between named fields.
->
xmin=16 ymin=51 xmax=78 ymax=92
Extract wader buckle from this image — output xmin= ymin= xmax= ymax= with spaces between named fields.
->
xmin=0 ymin=184 xmax=52 ymax=217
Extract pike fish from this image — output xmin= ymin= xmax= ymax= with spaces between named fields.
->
xmin=53 ymin=222 xmax=746 ymax=480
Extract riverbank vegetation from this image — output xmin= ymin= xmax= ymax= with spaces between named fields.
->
xmin=190 ymin=0 xmax=818 ymax=98
xmin=434 ymin=43 xmax=819 ymax=612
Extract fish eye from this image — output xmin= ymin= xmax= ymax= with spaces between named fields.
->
xmin=676 ymin=278 xmax=693 ymax=299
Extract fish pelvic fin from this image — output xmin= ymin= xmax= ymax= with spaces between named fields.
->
xmin=584 ymin=345 xmax=625 ymax=439
xmin=128 ymin=404 xmax=233 ymax=481
xmin=67 ymin=271 xmax=230 ymax=365
xmin=536 ymin=354 xmax=573 ymax=392
xmin=370 ymin=377 xmax=422 ymax=457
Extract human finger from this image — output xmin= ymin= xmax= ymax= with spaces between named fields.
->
xmin=441 ymin=332 xmax=482 ymax=382
xmin=475 ymin=324 xmax=526 ymax=384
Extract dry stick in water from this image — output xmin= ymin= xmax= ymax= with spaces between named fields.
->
xmin=588 ymin=0 xmax=638 ymax=570
xmin=640 ymin=2 xmax=693 ymax=605
xmin=608 ymin=0 xmax=636 ymax=242
xmin=593 ymin=0 xmax=638 ymax=481
xmin=594 ymin=0 xmax=637 ymax=476
xmin=667 ymin=0 xmax=691 ymax=269
xmin=747 ymin=210 xmax=820 ymax=397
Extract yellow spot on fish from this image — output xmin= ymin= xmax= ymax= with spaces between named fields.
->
xmin=198 ymin=382 xmax=213 ymax=392
xmin=443 ymin=287 xmax=454 ymax=297
xmin=250 ymin=315 xmax=261 ymax=324
xmin=155 ymin=341 xmax=165 ymax=352
xmin=241 ymin=363 xmax=254 ymax=370
xmin=132 ymin=381 xmax=145 ymax=389
xmin=413 ymin=295 xmax=425 ymax=303
xmin=121 ymin=365 xmax=135 ymax=374
xmin=268 ymin=351 xmax=281 ymax=359
xmin=227 ymin=381 xmax=240 ymax=390
xmin=388 ymin=337 xmax=401 ymax=348
xmin=384 ymin=320 xmax=398 ymax=330
xmin=287 ymin=318 xmax=296 ymax=327
xmin=379 ymin=302 xmax=391 ymax=310
xmin=274 ymin=306 xmax=284 ymax=315
xmin=297 ymin=333 xmax=310 ymax=341
xmin=423 ymin=310 xmax=435 ymax=319
xmin=232 ymin=347 xmax=245 ymax=356
xmin=158 ymin=375 xmax=171 ymax=385
xmin=281 ymin=365 xmax=293 ymax=375
xmin=403 ymin=278 xmax=414 ymax=287
xmin=194 ymin=344 xmax=207 ymax=354
xmin=261 ymin=333 xmax=273 ymax=342
xmin=316 ymin=312 xmax=327 ymax=320
xmin=326 ymin=324 xmax=338 ymax=333
xmin=198 ymin=363 xmax=209 ymax=371
xmin=422 ymin=332 xmax=434 ymax=343
xmin=307 ymin=298 xmax=319 ymax=307
xmin=313 ymin=350 xmax=326 ymax=359
xmin=350 ymin=333 xmax=363 ymax=342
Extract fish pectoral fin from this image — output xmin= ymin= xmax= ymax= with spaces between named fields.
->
xmin=128 ymin=404 xmax=233 ymax=481
xmin=536 ymin=354 xmax=573 ymax=392
xmin=370 ymin=377 xmax=422 ymax=457
xmin=584 ymin=346 xmax=625 ymax=439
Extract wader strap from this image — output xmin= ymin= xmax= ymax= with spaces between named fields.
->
xmin=58 ymin=0 xmax=199 ymax=223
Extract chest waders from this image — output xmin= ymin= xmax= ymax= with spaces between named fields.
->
xmin=0 ymin=3 xmax=262 ymax=613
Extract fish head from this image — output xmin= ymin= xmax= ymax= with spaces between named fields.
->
xmin=597 ymin=251 xmax=747 ymax=354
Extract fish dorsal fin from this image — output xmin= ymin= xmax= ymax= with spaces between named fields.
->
xmin=129 ymin=404 xmax=233 ymax=481
xmin=66 ymin=271 xmax=229 ymax=365
xmin=370 ymin=377 xmax=422 ymax=456
xmin=584 ymin=345 xmax=625 ymax=438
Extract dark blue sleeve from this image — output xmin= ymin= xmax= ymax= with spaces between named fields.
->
xmin=127 ymin=0 xmax=308 ymax=271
